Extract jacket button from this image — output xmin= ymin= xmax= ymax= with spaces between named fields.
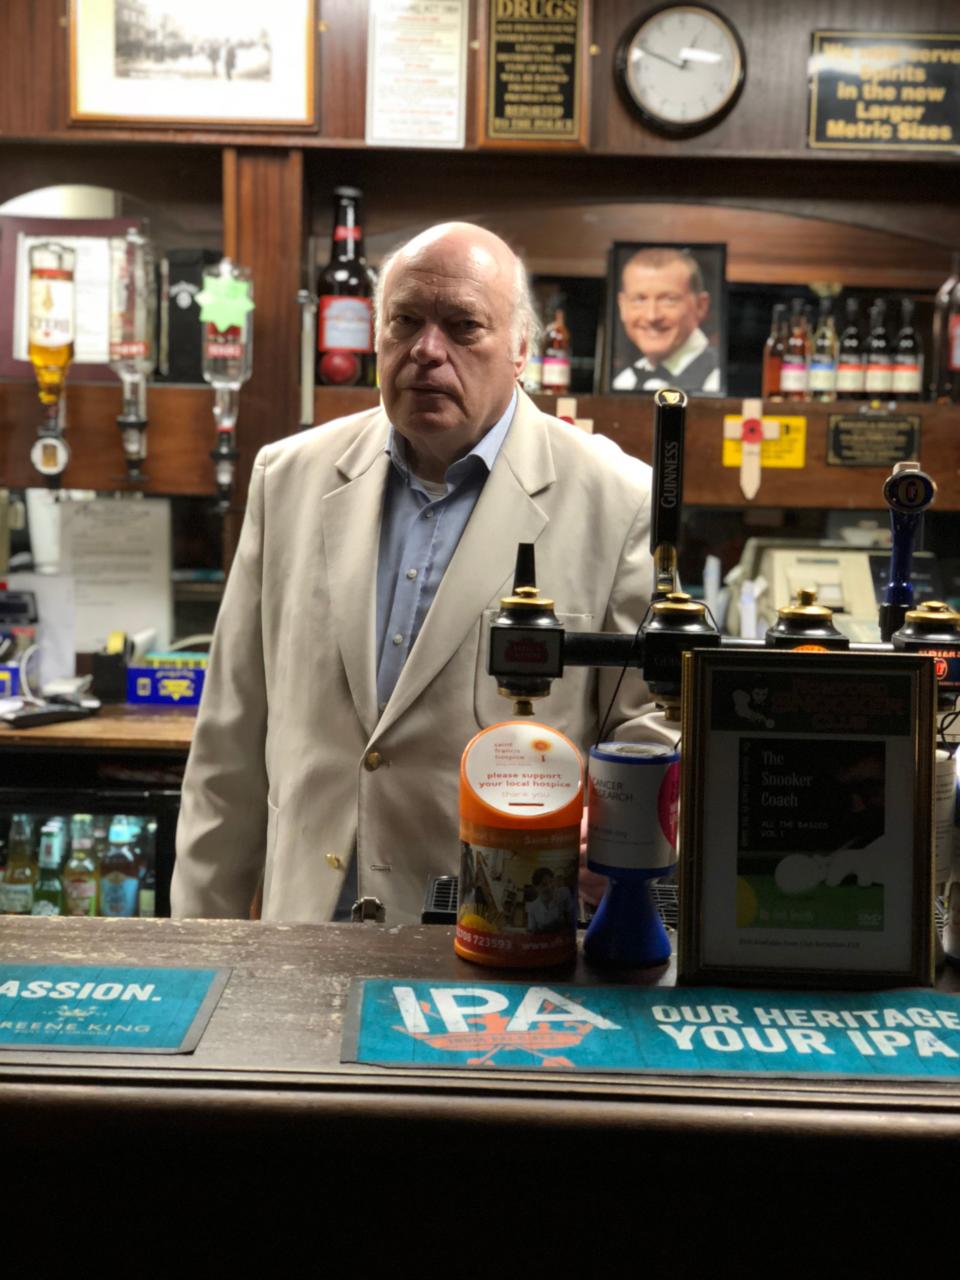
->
xmin=364 ymin=750 xmax=383 ymax=771
xmin=325 ymin=853 xmax=343 ymax=870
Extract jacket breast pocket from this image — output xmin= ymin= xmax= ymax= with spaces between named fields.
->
xmin=474 ymin=608 xmax=596 ymax=735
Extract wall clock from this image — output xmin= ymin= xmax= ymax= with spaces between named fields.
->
xmin=615 ymin=4 xmax=746 ymax=137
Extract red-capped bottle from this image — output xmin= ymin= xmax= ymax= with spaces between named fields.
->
xmin=316 ymin=187 xmax=376 ymax=387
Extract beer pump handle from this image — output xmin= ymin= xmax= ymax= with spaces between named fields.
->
xmin=650 ymin=387 xmax=688 ymax=599
xmin=512 ymin=542 xmax=537 ymax=594
xmin=879 ymin=462 xmax=937 ymax=642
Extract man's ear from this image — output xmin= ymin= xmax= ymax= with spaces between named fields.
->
xmin=514 ymin=334 xmax=528 ymax=380
xmin=696 ymin=292 xmax=711 ymax=324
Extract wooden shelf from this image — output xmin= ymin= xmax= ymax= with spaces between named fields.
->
xmin=0 ymin=382 xmax=217 ymax=496
xmin=311 ymin=388 xmax=960 ymax=511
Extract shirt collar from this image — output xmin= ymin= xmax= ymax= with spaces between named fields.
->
xmin=637 ymin=327 xmax=708 ymax=374
xmin=386 ymin=388 xmax=517 ymax=486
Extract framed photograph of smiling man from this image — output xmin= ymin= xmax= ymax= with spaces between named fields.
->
xmin=678 ymin=649 xmax=936 ymax=989
xmin=605 ymin=241 xmax=727 ymax=396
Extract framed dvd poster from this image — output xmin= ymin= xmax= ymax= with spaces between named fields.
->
xmin=605 ymin=240 xmax=727 ymax=396
xmin=678 ymin=649 xmax=936 ymax=988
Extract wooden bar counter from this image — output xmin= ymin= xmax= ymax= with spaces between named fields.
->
xmin=2 ymin=914 xmax=958 ymax=1268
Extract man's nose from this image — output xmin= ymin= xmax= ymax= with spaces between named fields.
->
xmin=410 ymin=322 xmax=447 ymax=363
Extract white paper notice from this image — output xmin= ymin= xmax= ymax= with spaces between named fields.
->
xmin=58 ymin=498 xmax=173 ymax=653
xmin=14 ymin=233 xmax=113 ymax=364
xmin=366 ymin=0 xmax=467 ymax=148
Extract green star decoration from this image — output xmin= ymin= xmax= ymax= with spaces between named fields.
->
xmin=197 ymin=274 xmax=255 ymax=331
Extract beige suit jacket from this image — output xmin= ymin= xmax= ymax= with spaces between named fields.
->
xmin=171 ymin=390 xmax=670 ymax=925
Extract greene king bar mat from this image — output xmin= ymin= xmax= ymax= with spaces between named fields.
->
xmin=343 ymin=979 xmax=960 ymax=1080
xmin=0 ymin=965 xmax=230 ymax=1053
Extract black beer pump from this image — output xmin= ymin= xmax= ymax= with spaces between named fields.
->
xmin=488 ymin=391 xmax=960 ymax=717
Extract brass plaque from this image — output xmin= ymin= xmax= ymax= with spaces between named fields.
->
xmin=826 ymin=414 xmax=920 ymax=467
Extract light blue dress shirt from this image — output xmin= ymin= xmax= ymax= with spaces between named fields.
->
xmin=374 ymin=390 xmax=517 ymax=712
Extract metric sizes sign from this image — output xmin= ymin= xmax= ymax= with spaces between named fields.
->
xmin=809 ymin=31 xmax=960 ymax=153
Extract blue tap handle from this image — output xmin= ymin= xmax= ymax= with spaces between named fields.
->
xmin=879 ymin=464 xmax=936 ymax=641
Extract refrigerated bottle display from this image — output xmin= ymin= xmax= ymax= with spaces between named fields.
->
xmin=316 ymin=186 xmax=377 ymax=388
xmin=32 ymin=821 xmax=65 ymax=916
xmin=892 ymin=298 xmax=923 ymax=402
xmin=0 ymin=815 xmax=36 ymax=914
xmin=99 ymin=815 xmax=141 ymax=918
xmin=63 ymin=814 xmax=98 ymax=918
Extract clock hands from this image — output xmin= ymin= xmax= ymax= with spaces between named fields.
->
xmin=636 ymin=43 xmax=685 ymax=70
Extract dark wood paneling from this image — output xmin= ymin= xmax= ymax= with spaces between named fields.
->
xmin=312 ymin=387 xmax=960 ymax=511
xmin=0 ymin=0 xmax=68 ymax=137
xmin=221 ymin=149 xmax=305 ymax=557
xmin=0 ymin=382 xmax=219 ymax=495
xmin=317 ymin=0 xmax=369 ymax=142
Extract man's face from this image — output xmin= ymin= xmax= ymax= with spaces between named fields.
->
xmin=617 ymin=259 xmax=709 ymax=365
xmin=378 ymin=230 xmax=526 ymax=479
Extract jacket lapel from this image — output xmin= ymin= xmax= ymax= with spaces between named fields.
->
xmin=375 ymin=392 xmax=555 ymax=738
xmin=320 ymin=412 xmax=391 ymax=738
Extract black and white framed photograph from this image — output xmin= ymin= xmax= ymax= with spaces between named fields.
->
xmin=678 ymin=648 xmax=936 ymax=988
xmin=70 ymin=0 xmax=316 ymax=128
xmin=605 ymin=240 xmax=727 ymax=396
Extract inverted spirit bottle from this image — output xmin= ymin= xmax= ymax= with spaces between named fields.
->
xmin=28 ymin=242 xmax=76 ymax=478
xmin=109 ymin=226 xmax=157 ymax=481
xmin=540 ymin=295 xmax=571 ymax=396
xmin=200 ymin=258 xmax=254 ymax=510
xmin=316 ymin=187 xmax=377 ymax=387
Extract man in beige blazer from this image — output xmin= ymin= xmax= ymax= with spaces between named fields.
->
xmin=172 ymin=223 xmax=668 ymax=925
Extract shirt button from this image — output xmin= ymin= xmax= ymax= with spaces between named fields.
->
xmin=325 ymin=852 xmax=343 ymax=870
xmin=406 ymin=569 xmax=418 ymax=580
xmin=424 ymin=509 xmax=435 ymax=519
xmin=392 ymin=633 xmax=404 ymax=645
xmin=364 ymin=751 xmax=383 ymax=771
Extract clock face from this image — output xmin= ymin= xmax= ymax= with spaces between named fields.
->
xmin=616 ymin=4 xmax=746 ymax=136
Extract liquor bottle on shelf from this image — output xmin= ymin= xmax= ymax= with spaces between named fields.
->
xmin=138 ymin=818 xmax=158 ymax=919
xmin=761 ymin=302 xmax=787 ymax=400
xmin=892 ymin=298 xmax=923 ymax=402
xmin=864 ymin=300 xmax=893 ymax=400
xmin=836 ymin=297 xmax=866 ymax=400
xmin=540 ymin=295 xmax=571 ymax=396
xmin=63 ymin=813 xmax=98 ymax=918
xmin=0 ymin=814 xmax=36 ymax=915
xmin=944 ymin=270 xmax=960 ymax=403
xmin=316 ymin=186 xmax=377 ymax=388
xmin=32 ymin=821 xmax=65 ymax=916
xmin=809 ymin=298 xmax=838 ymax=403
xmin=27 ymin=241 xmax=76 ymax=479
xmin=780 ymin=298 xmax=809 ymax=402
xmin=98 ymin=815 xmax=140 ymax=918
xmin=931 ymin=251 xmax=960 ymax=402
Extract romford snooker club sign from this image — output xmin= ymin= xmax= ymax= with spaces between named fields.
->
xmin=344 ymin=980 xmax=960 ymax=1078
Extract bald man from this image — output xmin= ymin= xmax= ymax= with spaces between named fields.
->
xmin=172 ymin=223 xmax=667 ymax=925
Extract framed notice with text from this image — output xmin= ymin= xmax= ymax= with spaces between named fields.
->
xmin=69 ymin=0 xmax=316 ymax=129
xmin=679 ymin=649 xmax=936 ymax=989
xmin=477 ymin=0 xmax=590 ymax=149
xmin=809 ymin=30 xmax=960 ymax=153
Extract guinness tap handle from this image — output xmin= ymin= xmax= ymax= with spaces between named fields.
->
xmin=650 ymin=387 xmax=687 ymax=599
